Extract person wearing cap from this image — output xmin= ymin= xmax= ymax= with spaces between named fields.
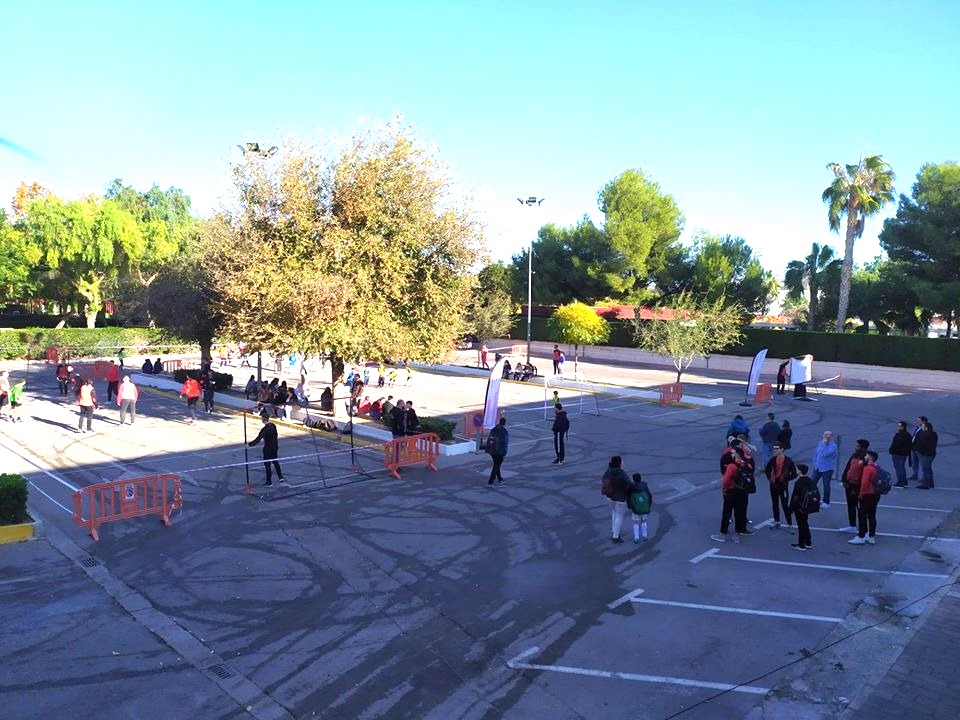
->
xmin=117 ymin=376 xmax=139 ymax=425
xmin=249 ymin=411 xmax=283 ymax=487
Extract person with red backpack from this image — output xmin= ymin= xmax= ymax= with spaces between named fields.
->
xmin=711 ymin=440 xmax=753 ymax=544
xmin=840 ymin=439 xmax=870 ymax=533
xmin=179 ymin=375 xmax=202 ymax=424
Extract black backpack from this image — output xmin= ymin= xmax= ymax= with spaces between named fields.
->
xmin=485 ymin=433 xmax=502 ymax=455
xmin=800 ymin=486 xmax=821 ymax=514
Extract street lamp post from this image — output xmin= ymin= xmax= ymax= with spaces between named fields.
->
xmin=518 ymin=196 xmax=544 ymax=364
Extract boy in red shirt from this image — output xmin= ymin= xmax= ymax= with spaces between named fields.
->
xmin=179 ymin=376 xmax=202 ymax=424
xmin=849 ymin=450 xmax=880 ymax=545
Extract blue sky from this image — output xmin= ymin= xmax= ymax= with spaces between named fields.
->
xmin=2 ymin=1 xmax=958 ymax=281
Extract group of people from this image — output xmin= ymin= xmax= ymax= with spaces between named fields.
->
xmin=343 ymin=363 xmax=412 ymax=390
xmin=244 ymin=375 xmax=309 ymax=419
xmin=710 ymin=413 xmax=940 ymax=552
xmin=500 ymin=359 xmax=538 ymax=381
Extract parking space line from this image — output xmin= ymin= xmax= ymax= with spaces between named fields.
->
xmin=808 ymin=525 xmax=960 ymax=543
xmin=507 ymin=646 xmax=769 ymax=695
xmin=628 ymin=589 xmax=842 ymax=623
xmin=27 ymin=480 xmax=73 ymax=515
xmin=690 ymin=548 xmax=719 ymax=564
xmin=833 ymin=501 xmax=949 ymax=513
xmin=607 ymin=588 xmax=644 ymax=609
xmin=698 ymin=550 xmax=950 ymax=579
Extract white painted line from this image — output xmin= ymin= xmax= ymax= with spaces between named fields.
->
xmin=507 ymin=646 xmax=768 ymax=695
xmin=832 ymin=501 xmax=949 ymax=513
xmin=705 ymin=552 xmax=950 ymax=579
xmin=27 ymin=480 xmax=73 ymax=515
xmin=0 ymin=439 xmax=80 ymax=492
xmin=754 ymin=518 xmax=773 ymax=529
xmin=629 ymin=590 xmax=842 ymax=623
xmin=809 ymin=525 xmax=960 ymax=543
xmin=607 ymin=588 xmax=644 ymax=610
xmin=690 ymin=548 xmax=719 ymax=564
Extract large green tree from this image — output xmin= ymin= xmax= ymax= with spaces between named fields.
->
xmin=210 ymin=124 xmax=482 ymax=381
xmin=463 ymin=262 xmax=515 ymax=342
xmin=0 ymin=211 xmax=40 ymax=302
xmin=879 ymin=161 xmax=960 ymax=337
xmin=676 ymin=233 xmax=777 ymax=316
xmin=822 ymin=155 xmax=896 ymax=331
xmin=784 ymin=242 xmax=841 ymax=330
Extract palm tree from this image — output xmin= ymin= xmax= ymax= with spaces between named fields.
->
xmin=784 ymin=243 xmax=840 ymax=330
xmin=822 ymin=155 xmax=895 ymax=331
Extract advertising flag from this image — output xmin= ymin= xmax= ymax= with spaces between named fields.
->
xmin=745 ymin=348 xmax=768 ymax=399
xmin=482 ymin=358 xmax=507 ymax=430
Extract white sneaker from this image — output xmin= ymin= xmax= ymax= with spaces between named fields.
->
xmin=866 ymin=536 xmax=876 ymax=545
xmin=710 ymin=533 xmax=726 ymax=543
xmin=848 ymin=536 xmax=866 ymax=545
xmin=821 ymin=502 xmax=831 ymax=508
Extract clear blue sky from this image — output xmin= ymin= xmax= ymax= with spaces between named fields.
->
xmin=2 ymin=1 xmax=958 ymax=282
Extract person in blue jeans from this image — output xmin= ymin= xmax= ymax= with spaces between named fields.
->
xmin=909 ymin=416 xmax=926 ymax=483
xmin=812 ymin=430 xmax=838 ymax=506
xmin=888 ymin=420 xmax=912 ymax=487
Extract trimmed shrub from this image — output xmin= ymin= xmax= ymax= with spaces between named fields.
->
xmin=0 ymin=474 xmax=29 ymax=525
xmin=419 ymin=417 xmax=456 ymax=441
xmin=172 ymin=368 xmax=234 ymax=392
xmin=0 ymin=327 xmax=192 ymax=360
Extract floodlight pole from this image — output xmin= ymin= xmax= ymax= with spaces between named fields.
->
xmin=518 ymin=197 xmax=544 ymax=364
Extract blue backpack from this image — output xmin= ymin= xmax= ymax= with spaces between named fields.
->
xmin=873 ymin=466 xmax=893 ymax=495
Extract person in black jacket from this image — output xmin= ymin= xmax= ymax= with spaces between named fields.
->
xmin=840 ymin=439 xmax=870 ymax=532
xmin=888 ymin=420 xmax=912 ymax=487
xmin=915 ymin=421 xmax=938 ymax=489
xmin=789 ymin=464 xmax=817 ymax=551
xmin=777 ymin=419 xmax=793 ymax=450
xmin=390 ymin=398 xmax=407 ymax=438
xmin=552 ymin=404 xmax=570 ymax=464
xmin=603 ymin=455 xmax=636 ymax=544
xmin=486 ymin=417 xmax=509 ymax=486
xmin=249 ymin=411 xmax=283 ymax=487
xmin=765 ymin=443 xmax=797 ymax=529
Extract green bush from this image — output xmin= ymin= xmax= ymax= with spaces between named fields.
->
xmin=0 ymin=327 xmax=192 ymax=360
xmin=418 ymin=416 xmax=456 ymax=441
xmin=0 ymin=474 xmax=29 ymax=525
xmin=172 ymin=368 xmax=234 ymax=392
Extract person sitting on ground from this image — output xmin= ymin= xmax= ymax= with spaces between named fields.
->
xmin=268 ymin=377 xmax=280 ymax=395
xmin=141 ymin=358 xmax=153 ymax=374
xmin=153 ymin=357 xmax=163 ymax=374
xmin=282 ymin=387 xmax=297 ymax=420
xmin=294 ymin=378 xmax=309 ymax=407
xmin=357 ymin=395 xmax=372 ymax=416
xmin=502 ymin=359 xmax=512 ymax=379
xmin=369 ymin=397 xmax=384 ymax=422
xmin=404 ymin=400 xmax=420 ymax=434
xmin=319 ymin=386 xmax=334 ymax=412
xmin=380 ymin=396 xmax=395 ymax=425
xmin=276 ymin=380 xmax=288 ymax=403
xmin=255 ymin=382 xmax=273 ymax=412
xmin=244 ymin=375 xmax=258 ymax=400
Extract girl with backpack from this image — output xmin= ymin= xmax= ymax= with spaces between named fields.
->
xmin=628 ymin=473 xmax=654 ymax=543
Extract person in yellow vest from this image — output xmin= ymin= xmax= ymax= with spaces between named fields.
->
xmin=179 ymin=375 xmax=202 ymax=424
xmin=77 ymin=378 xmax=98 ymax=433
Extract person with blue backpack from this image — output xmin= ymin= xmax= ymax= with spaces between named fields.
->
xmin=849 ymin=451 xmax=887 ymax=545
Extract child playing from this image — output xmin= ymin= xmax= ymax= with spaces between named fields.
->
xmin=8 ymin=379 xmax=25 ymax=422
xmin=628 ymin=473 xmax=654 ymax=543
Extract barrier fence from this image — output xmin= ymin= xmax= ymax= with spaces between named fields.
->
xmin=658 ymin=382 xmax=683 ymax=406
xmin=73 ymin=473 xmax=183 ymax=541
xmin=755 ymin=383 xmax=773 ymax=403
xmin=383 ymin=433 xmax=440 ymax=479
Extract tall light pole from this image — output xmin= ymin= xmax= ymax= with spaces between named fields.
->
xmin=517 ymin=196 xmax=545 ymax=363
xmin=239 ymin=141 xmax=279 ymax=383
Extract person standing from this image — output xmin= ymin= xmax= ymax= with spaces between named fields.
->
xmin=909 ymin=416 xmax=926 ymax=484
xmin=7 ymin=379 xmax=25 ymax=422
xmin=105 ymin=360 xmax=120 ymax=403
xmin=117 ymin=347 xmax=126 ymax=369
xmin=776 ymin=361 xmax=789 ymax=395
xmin=485 ymin=417 xmax=509 ymax=486
xmin=840 ymin=439 xmax=870 ymax=532
xmin=249 ymin=411 xmax=283 ymax=487
xmin=812 ymin=430 xmax=838 ymax=508
xmin=0 ymin=370 xmax=10 ymax=420
xmin=56 ymin=363 xmax=71 ymax=396
xmin=117 ymin=376 xmax=139 ymax=426
xmin=202 ymin=374 xmax=216 ymax=413
xmin=711 ymin=440 xmax=752 ymax=543
xmin=849 ymin=451 xmax=880 ymax=545
xmin=628 ymin=473 xmax=653 ymax=543
xmin=390 ymin=398 xmax=406 ymax=437
xmin=602 ymin=456 xmax=635 ymax=544
xmin=765 ymin=443 xmax=797 ymax=529
xmin=480 ymin=343 xmax=489 ymax=369
xmin=551 ymin=404 xmax=570 ymax=464
xmin=725 ymin=414 xmax=750 ymax=442
xmin=179 ymin=375 xmax=202 ymax=424
xmin=556 ymin=350 xmax=565 ymax=377
xmin=888 ymin=420 xmax=912 ymax=488
xmin=758 ymin=413 xmax=781 ymax=473
xmin=789 ymin=463 xmax=818 ymax=551
xmin=552 ymin=345 xmax=561 ymax=375
xmin=404 ymin=401 xmax=420 ymax=434
xmin=777 ymin=419 xmax=793 ymax=450
xmin=77 ymin=378 xmax=97 ymax=433
xmin=914 ymin=421 xmax=938 ymax=489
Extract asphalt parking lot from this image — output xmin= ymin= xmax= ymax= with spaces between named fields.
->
xmin=1 ymin=355 xmax=957 ymax=719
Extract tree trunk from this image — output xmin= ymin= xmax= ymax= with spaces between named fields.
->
xmin=85 ymin=310 xmax=98 ymax=329
xmin=835 ymin=215 xmax=857 ymax=332
xmin=199 ymin=337 xmax=213 ymax=367
xmin=808 ymin=282 xmax=818 ymax=330
xmin=946 ymin=309 xmax=954 ymax=339
xmin=676 ymin=367 xmax=682 ymax=383
xmin=330 ymin=353 xmax=345 ymax=388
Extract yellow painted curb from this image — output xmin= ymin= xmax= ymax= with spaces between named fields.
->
xmin=0 ymin=520 xmax=36 ymax=544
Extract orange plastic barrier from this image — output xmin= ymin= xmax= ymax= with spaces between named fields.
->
xmin=162 ymin=359 xmax=183 ymax=374
xmin=383 ymin=433 xmax=440 ymax=480
xmin=462 ymin=408 xmax=504 ymax=439
xmin=73 ymin=473 xmax=183 ymax=541
xmin=658 ymin=382 xmax=683 ymax=406
xmin=755 ymin=383 xmax=773 ymax=403
xmin=45 ymin=346 xmax=59 ymax=363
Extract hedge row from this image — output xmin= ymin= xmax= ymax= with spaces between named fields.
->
xmin=0 ymin=474 xmax=29 ymax=525
xmin=514 ymin=316 xmax=959 ymax=371
xmin=0 ymin=328 xmax=192 ymax=360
